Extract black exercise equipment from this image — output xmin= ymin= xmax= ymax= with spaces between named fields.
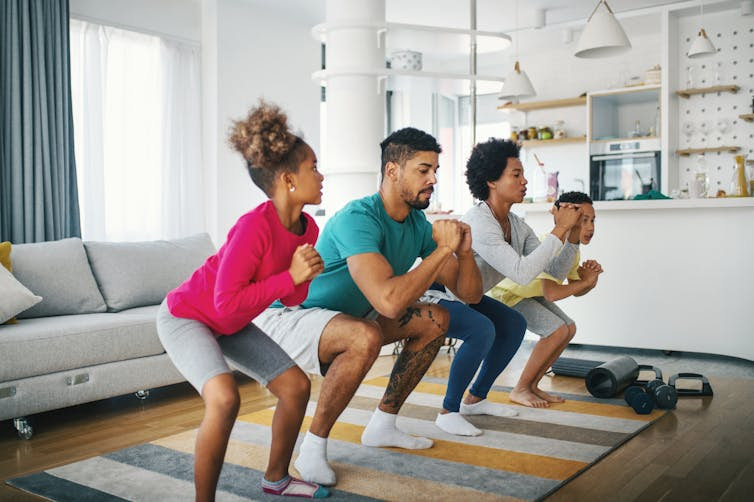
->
xmin=552 ymin=357 xmax=662 ymax=382
xmin=645 ymin=378 xmax=678 ymax=409
xmin=668 ymin=373 xmax=714 ymax=397
xmin=585 ymin=356 xmax=641 ymax=398
xmin=624 ymin=385 xmax=654 ymax=414
xmin=634 ymin=365 xmax=663 ymax=386
xmin=550 ymin=357 xmax=603 ymax=378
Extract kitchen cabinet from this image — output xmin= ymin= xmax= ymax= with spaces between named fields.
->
xmin=516 ymin=198 xmax=754 ymax=361
xmin=588 ymin=85 xmax=661 ymax=141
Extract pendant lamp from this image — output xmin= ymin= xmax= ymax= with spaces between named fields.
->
xmin=687 ymin=1 xmax=716 ymax=58
xmin=574 ymin=0 xmax=631 ymax=58
xmin=499 ymin=0 xmax=536 ymax=101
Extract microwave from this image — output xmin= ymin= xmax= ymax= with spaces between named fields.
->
xmin=589 ymin=139 xmax=661 ymax=201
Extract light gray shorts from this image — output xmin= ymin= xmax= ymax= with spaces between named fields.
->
xmin=513 ymin=297 xmax=574 ymax=338
xmin=156 ymin=300 xmax=296 ymax=394
xmin=253 ymin=306 xmax=345 ymax=376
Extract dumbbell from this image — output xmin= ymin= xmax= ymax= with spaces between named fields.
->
xmin=645 ymin=378 xmax=677 ymax=409
xmin=624 ymin=385 xmax=654 ymax=414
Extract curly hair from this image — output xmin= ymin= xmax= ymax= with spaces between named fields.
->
xmin=557 ymin=191 xmax=593 ymax=205
xmin=465 ymin=138 xmax=520 ymax=200
xmin=380 ymin=127 xmax=442 ymax=179
xmin=228 ymin=99 xmax=306 ymax=194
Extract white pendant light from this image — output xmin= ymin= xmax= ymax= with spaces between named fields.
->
xmin=500 ymin=61 xmax=536 ymax=99
xmin=687 ymin=1 xmax=716 ymax=58
xmin=574 ymin=0 xmax=631 ymax=58
xmin=499 ymin=0 xmax=536 ymax=101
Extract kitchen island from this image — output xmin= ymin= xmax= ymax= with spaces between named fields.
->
xmin=513 ymin=198 xmax=754 ymax=361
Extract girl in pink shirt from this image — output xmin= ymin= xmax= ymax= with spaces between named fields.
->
xmin=157 ymin=101 xmax=328 ymax=499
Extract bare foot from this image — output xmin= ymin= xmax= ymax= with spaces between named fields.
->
xmin=532 ymin=387 xmax=565 ymax=404
xmin=509 ymin=388 xmax=549 ymax=408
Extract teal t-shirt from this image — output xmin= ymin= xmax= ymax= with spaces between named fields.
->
xmin=289 ymin=193 xmax=436 ymax=317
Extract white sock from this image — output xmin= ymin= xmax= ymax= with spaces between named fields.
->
xmin=361 ymin=408 xmax=433 ymax=449
xmin=460 ymin=399 xmax=518 ymax=417
xmin=294 ymin=432 xmax=336 ymax=486
xmin=435 ymin=412 xmax=482 ymax=436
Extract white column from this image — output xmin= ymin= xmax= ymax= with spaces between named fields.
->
xmin=323 ymin=0 xmax=386 ymax=214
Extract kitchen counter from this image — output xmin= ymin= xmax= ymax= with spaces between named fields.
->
xmin=519 ymin=201 xmax=754 ymax=361
xmin=514 ymin=197 xmax=754 ymax=214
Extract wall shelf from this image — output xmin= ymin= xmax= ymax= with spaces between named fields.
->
xmin=312 ymin=68 xmax=504 ymax=84
xmin=497 ymin=96 xmax=586 ymax=112
xmin=739 ymin=114 xmax=754 ymax=123
xmin=311 ymin=21 xmax=511 ymax=54
xmin=676 ymin=146 xmax=741 ymax=156
xmin=675 ymin=85 xmax=740 ymax=99
xmin=520 ymin=136 xmax=586 ymax=148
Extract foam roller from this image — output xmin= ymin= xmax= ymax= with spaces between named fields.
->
xmin=586 ymin=356 xmax=640 ymax=398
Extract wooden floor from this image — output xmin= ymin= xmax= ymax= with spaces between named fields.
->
xmin=1 ymin=352 xmax=753 ymax=502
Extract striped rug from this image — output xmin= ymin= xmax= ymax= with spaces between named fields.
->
xmin=7 ymin=376 xmax=665 ymax=501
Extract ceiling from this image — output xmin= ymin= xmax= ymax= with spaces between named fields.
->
xmin=245 ymin=0 xmax=740 ymax=57
xmin=266 ymin=1 xmax=733 ymax=29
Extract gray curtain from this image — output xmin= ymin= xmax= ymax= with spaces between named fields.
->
xmin=0 ymin=0 xmax=81 ymax=243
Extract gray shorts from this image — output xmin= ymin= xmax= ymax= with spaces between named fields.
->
xmin=513 ymin=297 xmax=574 ymax=338
xmin=156 ymin=300 xmax=296 ymax=394
xmin=253 ymin=306 xmax=345 ymax=376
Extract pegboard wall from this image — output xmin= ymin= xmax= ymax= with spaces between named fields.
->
xmin=676 ymin=8 xmax=754 ymax=195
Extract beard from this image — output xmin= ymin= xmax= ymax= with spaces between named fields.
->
xmin=401 ymin=187 xmax=432 ymax=209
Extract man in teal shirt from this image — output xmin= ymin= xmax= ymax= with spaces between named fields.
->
xmin=256 ymin=127 xmax=482 ymax=487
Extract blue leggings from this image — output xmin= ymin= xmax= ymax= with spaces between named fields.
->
xmin=439 ymin=295 xmax=527 ymax=412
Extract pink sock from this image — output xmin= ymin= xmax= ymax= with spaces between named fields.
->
xmin=261 ymin=475 xmax=330 ymax=498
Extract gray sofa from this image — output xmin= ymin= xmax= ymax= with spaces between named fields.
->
xmin=0 ymin=234 xmax=216 ymax=439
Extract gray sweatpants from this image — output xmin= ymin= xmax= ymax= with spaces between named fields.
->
xmin=513 ymin=297 xmax=574 ymax=338
xmin=156 ymin=300 xmax=296 ymax=394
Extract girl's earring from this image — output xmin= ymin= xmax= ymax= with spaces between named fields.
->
xmin=289 ymin=185 xmax=295 ymax=192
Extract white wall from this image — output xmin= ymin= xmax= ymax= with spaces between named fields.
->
xmin=206 ymin=0 xmax=322 ymax=243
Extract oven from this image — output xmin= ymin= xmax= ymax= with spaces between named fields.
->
xmin=589 ymin=139 xmax=661 ymax=201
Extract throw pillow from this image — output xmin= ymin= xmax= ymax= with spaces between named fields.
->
xmin=0 ymin=266 xmax=42 ymax=324
xmin=1 ymin=241 xmax=16 ymax=324
xmin=11 ymin=237 xmax=107 ymax=318
xmin=0 ymin=241 xmax=10 ymax=271
xmin=85 ymin=233 xmax=216 ymax=312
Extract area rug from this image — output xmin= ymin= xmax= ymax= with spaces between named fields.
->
xmin=6 ymin=376 xmax=665 ymax=501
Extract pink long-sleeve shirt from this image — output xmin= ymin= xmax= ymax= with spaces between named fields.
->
xmin=166 ymin=201 xmax=318 ymax=335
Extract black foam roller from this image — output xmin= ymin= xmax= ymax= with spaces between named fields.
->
xmin=586 ymin=356 xmax=640 ymax=398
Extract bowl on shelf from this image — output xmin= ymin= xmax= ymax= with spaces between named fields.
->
xmin=389 ymin=50 xmax=423 ymax=71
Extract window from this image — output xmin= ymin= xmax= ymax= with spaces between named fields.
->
xmin=69 ymin=19 xmax=202 ymax=242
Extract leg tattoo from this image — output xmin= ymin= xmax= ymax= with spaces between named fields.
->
xmin=398 ymin=307 xmax=422 ymax=327
xmin=426 ymin=306 xmax=445 ymax=331
xmin=382 ymin=336 xmax=444 ymax=411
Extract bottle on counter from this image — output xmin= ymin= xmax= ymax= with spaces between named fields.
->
xmin=730 ymin=155 xmax=750 ymax=197
xmin=691 ymin=154 xmax=709 ymax=198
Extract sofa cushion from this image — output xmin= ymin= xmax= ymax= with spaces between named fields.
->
xmin=0 ymin=241 xmax=10 ymax=270
xmin=11 ymin=237 xmax=107 ymax=318
xmin=0 ymin=266 xmax=43 ymax=323
xmin=0 ymin=306 xmax=165 ymax=381
xmin=84 ymin=233 xmax=215 ymax=312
